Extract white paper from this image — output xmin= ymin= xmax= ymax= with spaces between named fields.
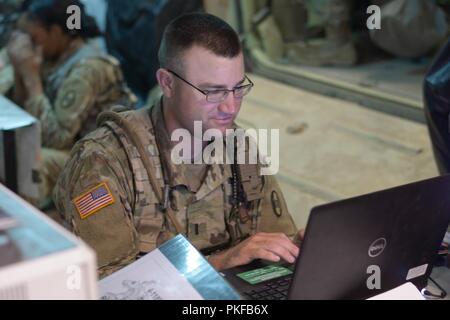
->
xmin=367 ymin=282 xmax=425 ymax=300
xmin=99 ymin=249 xmax=203 ymax=300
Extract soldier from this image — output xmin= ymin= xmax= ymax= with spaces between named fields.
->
xmin=6 ymin=0 xmax=136 ymax=208
xmin=54 ymin=13 xmax=303 ymax=278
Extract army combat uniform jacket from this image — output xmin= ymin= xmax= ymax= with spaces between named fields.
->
xmin=25 ymin=40 xmax=135 ymax=150
xmin=24 ymin=40 xmax=136 ymax=204
xmin=54 ymin=100 xmax=297 ymax=277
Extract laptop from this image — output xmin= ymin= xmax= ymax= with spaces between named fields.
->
xmin=222 ymin=175 xmax=450 ymax=300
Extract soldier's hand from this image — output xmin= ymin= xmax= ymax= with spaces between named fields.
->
xmin=7 ymin=31 xmax=42 ymax=75
xmin=7 ymin=31 xmax=31 ymax=65
xmin=293 ymin=228 xmax=305 ymax=247
xmin=208 ymin=232 xmax=299 ymax=271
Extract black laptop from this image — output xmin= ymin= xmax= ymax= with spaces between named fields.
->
xmin=222 ymin=175 xmax=450 ymax=300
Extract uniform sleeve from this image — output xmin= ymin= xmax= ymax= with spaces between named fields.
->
xmin=53 ymin=136 xmax=139 ymax=278
xmin=24 ymin=59 xmax=114 ymax=150
xmin=257 ymin=174 xmax=297 ymax=238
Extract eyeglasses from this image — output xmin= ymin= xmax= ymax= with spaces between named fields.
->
xmin=167 ymin=69 xmax=254 ymax=103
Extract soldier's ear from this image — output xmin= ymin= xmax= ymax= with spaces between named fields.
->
xmin=156 ymin=68 xmax=174 ymax=98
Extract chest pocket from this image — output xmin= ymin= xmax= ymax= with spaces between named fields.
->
xmin=186 ymin=187 xmax=229 ymax=251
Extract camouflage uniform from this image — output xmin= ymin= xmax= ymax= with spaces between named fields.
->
xmin=54 ymin=99 xmax=297 ymax=278
xmin=23 ymin=41 xmax=136 ymax=205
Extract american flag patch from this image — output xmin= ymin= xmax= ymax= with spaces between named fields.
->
xmin=72 ymin=182 xmax=115 ymax=219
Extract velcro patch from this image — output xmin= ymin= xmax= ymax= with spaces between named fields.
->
xmin=72 ymin=182 xmax=115 ymax=219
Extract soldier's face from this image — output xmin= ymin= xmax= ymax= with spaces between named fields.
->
xmin=172 ymin=46 xmax=245 ymax=135
xmin=22 ymin=18 xmax=65 ymax=60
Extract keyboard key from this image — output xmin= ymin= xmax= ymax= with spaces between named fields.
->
xmin=278 ymin=285 xmax=289 ymax=292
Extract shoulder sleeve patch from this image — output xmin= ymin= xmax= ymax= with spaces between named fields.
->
xmin=72 ymin=182 xmax=115 ymax=219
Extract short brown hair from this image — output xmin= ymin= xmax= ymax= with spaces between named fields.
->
xmin=158 ymin=13 xmax=242 ymax=71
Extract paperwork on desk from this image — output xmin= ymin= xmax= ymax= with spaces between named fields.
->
xmin=99 ymin=234 xmax=241 ymax=300
xmin=367 ymin=282 xmax=425 ymax=300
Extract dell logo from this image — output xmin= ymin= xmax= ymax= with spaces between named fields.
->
xmin=368 ymin=238 xmax=387 ymax=257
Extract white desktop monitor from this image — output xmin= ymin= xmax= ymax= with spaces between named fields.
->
xmin=0 ymin=95 xmax=41 ymax=205
xmin=0 ymin=183 xmax=98 ymax=299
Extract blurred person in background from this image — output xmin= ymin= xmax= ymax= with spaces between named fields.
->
xmin=6 ymin=0 xmax=136 ymax=209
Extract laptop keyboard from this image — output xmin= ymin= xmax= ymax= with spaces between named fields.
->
xmin=243 ymin=275 xmax=293 ymax=300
